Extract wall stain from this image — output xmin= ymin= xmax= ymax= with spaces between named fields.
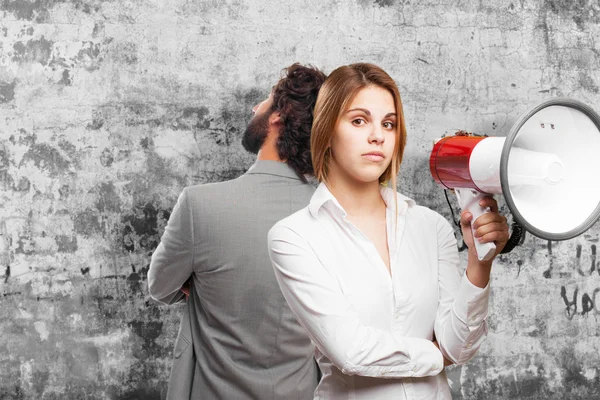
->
xmin=140 ymin=137 xmax=150 ymax=149
xmin=542 ymin=0 xmax=598 ymax=28
xmin=175 ymin=106 xmax=211 ymax=130
xmin=86 ymin=110 xmax=105 ymax=130
xmin=114 ymin=41 xmax=138 ymax=65
xmin=100 ymin=148 xmax=114 ymax=167
xmin=12 ymin=36 xmax=53 ymax=65
xmin=13 ymin=176 xmax=31 ymax=192
xmin=118 ymin=385 xmax=162 ymax=400
xmin=120 ymin=203 xmax=170 ymax=254
xmin=1 ymin=0 xmax=109 ymax=22
xmin=32 ymin=368 xmax=50 ymax=397
xmin=578 ymin=71 xmax=600 ymax=93
xmin=94 ymin=182 xmax=121 ymax=213
xmin=56 ymin=235 xmax=77 ymax=253
xmin=15 ymin=236 xmax=34 ymax=255
xmin=0 ymin=0 xmax=49 ymax=22
xmin=91 ymin=21 xmax=105 ymax=38
xmin=17 ymin=129 xmax=36 ymax=146
xmin=542 ymin=240 xmax=553 ymax=278
xmin=128 ymin=319 xmax=163 ymax=350
xmin=20 ymin=143 xmax=71 ymax=177
xmin=73 ymin=40 xmax=104 ymax=72
xmin=73 ymin=210 xmax=104 ymax=236
xmin=462 ymin=366 xmax=551 ymax=399
xmin=58 ymin=69 xmax=72 ymax=86
xmin=0 ymin=141 xmax=10 ymax=169
xmin=0 ymin=80 xmax=16 ymax=103
xmin=558 ymin=347 xmax=600 ymax=394
xmin=374 ymin=0 xmax=396 ymax=6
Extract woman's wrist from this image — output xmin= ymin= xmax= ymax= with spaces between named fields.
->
xmin=465 ymin=250 xmax=493 ymax=288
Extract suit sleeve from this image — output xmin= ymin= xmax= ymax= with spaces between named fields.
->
xmin=148 ymin=188 xmax=194 ymax=305
xmin=434 ymin=215 xmax=490 ymax=365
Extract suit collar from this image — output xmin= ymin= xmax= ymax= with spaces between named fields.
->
xmin=246 ymin=160 xmax=302 ymax=180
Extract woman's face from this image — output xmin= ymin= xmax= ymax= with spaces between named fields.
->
xmin=329 ymin=85 xmax=397 ymax=185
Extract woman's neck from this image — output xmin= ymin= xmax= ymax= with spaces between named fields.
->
xmin=326 ymin=172 xmax=385 ymax=218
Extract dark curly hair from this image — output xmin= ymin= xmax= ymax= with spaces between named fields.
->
xmin=271 ymin=63 xmax=327 ymax=177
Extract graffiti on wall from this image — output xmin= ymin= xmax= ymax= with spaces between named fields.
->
xmin=558 ymin=243 xmax=599 ymax=319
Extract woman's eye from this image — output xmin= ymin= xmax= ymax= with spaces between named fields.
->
xmin=352 ymin=118 xmax=366 ymax=126
xmin=383 ymin=122 xmax=395 ymax=129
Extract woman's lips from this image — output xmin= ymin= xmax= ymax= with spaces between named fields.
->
xmin=362 ymin=153 xmax=384 ymax=161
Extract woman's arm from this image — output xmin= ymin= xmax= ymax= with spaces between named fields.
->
xmin=268 ymin=223 xmax=444 ymax=379
xmin=434 ymin=196 xmax=508 ymax=365
xmin=433 ymin=215 xmax=490 ymax=365
xmin=148 ymin=188 xmax=194 ymax=305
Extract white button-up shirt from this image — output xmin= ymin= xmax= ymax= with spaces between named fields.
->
xmin=268 ymin=182 xmax=490 ymax=400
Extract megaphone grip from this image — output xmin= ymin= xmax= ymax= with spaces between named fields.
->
xmin=455 ymin=189 xmax=497 ymax=262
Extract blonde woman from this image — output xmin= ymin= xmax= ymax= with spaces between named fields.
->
xmin=267 ymin=63 xmax=509 ymax=399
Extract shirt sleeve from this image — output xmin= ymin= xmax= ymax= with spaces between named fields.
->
xmin=148 ymin=188 xmax=194 ymax=305
xmin=433 ymin=215 xmax=490 ymax=365
xmin=268 ymin=223 xmax=444 ymax=379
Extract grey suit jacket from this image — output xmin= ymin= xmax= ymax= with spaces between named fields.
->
xmin=148 ymin=160 xmax=318 ymax=400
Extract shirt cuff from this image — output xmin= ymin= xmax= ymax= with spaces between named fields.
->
xmin=380 ymin=337 xmax=444 ymax=377
xmin=452 ymin=274 xmax=490 ymax=331
xmin=409 ymin=338 xmax=444 ymax=376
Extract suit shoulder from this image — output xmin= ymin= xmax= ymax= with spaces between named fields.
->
xmin=185 ymin=177 xmax=241 ymax=197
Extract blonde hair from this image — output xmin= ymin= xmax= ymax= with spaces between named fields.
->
xmin=311 ymin=63 xmax=407 ymax=191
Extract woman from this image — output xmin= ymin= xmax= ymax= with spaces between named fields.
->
xmin=267 ymin=63 xmax=509 ymax=399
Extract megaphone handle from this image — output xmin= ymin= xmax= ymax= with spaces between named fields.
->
xmin=454 ymin=189 xmax=496 ymax=262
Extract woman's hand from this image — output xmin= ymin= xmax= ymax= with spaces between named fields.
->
xmin=460 ymin=196 xmax=510 ymax=263
xmin=460 ymin=196 xmax=510 ymax=288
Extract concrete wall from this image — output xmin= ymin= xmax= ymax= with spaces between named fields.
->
xmin=1 ymin=0 xmax=599 ymax=398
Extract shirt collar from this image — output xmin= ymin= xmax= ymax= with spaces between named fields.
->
xmin=308 ymin=181 xmax=416 ymax=219
xmin=245 ymin=160 xmax=302 ymax=180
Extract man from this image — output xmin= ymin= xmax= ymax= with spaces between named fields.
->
xmin=148 ymin=63 xmax=326 ymax=399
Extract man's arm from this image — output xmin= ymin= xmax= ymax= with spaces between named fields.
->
xmin=148 ymin=188 xmax=194 ymax=305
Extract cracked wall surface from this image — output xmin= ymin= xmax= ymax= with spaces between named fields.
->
xmin=1 ymin=0 xmax=599 ymax=399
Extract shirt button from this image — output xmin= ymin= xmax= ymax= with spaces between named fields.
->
xmin=465 ymin=342 xmax=472 ymax=349
xmin=412 ymin=365 xmax=418 ymax=373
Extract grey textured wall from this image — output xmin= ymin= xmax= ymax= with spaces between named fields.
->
xmin=1 ymin=0 xmax=599 ymax=399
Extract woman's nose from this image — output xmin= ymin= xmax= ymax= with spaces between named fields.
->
xmin=369 ymin=125 xmax=385 ymax=144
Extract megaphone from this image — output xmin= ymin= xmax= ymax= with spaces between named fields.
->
xmin=429 ymin=98 xmax=600 ymax=261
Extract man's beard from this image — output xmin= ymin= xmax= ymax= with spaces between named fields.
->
xmin=242 ymin=111 xmax=271 ymax=154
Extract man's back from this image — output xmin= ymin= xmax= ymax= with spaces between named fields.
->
xmin=149 ymin=160 xmax=318 ymax=399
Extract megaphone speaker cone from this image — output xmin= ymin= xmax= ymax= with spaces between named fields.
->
xmin=500 ymin=98 xmax=600 ymax=240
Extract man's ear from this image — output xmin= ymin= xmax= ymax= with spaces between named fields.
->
xmin=269 ymin=111 xmax=282 ymax=125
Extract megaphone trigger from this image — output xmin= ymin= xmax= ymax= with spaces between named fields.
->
xmin=455 ymin=188 xmax=497 ymax=261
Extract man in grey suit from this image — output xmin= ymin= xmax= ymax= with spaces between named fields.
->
xmin=148 ymin=63 xmax=326 ymax=399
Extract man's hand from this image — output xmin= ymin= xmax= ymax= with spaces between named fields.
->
xmin=432 ymin=340 xmax=453 ymax=367
xmin=180 ymin=278 xmax=191 ymax=298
